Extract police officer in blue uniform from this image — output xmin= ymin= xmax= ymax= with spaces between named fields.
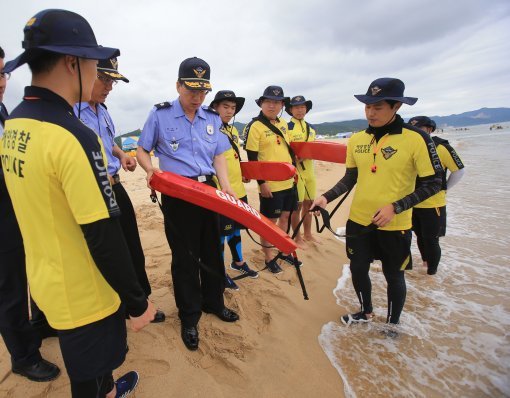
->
xmin=137 ymin=57 xmax=240 ymax=351
xmin=74 ymin=57 xmax=165 ymax=323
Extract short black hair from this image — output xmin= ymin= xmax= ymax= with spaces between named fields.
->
xmin=385 ymin=100 xmax=400 ymax=108
xmin=28 ymin=51 xmax=65 ymax=75
xmin=0 ymin=46 xmax=5 ymax=59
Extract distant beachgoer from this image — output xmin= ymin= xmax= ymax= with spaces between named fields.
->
xmin=285 ymin=95 xmax=319 ymax=245
xmin=1 ymin=10 xmax=155 ymax=397
xmin=74 ymin=57 xmax=165 ymax=322
xmin=408 ymin=116 xmax=465 ymax=275
xmin=210 ymin=90 xmax=259 ymax=290
xmin=312 ymin=78 xmax=442 ymax=328
xmin=0 ymin=45 xmax=60 ymax=384
xmin=137 ymin=57 xmax=239 ymax=351
xmin=244 ymin=86 xmax=300 ymax=273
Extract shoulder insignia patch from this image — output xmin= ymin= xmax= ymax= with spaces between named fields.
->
xmin=154 ymin=101 xmax=172 ymax=110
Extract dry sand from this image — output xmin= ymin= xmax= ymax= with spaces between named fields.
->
xmin=0 ymin=153 xmax=353 ymax=397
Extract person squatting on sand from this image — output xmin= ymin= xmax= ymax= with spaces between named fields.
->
xmin=285 ymin=95 xmax=320 ymax=246
xmin=408 ymin=116 xmax=465 ymax=275
xmin=0 ymin=45 xmax=60 ymax=384
xmin=209 ymin=90 xmax=259 ymax=291
xmin=74 ymin=56 xmax=165 ymax=322
xmin=312 ymin=78 xmax=443 ymax=329
xmin=244 ymin=86 xmax=301 ymax=274
xmin=1 ymin=9 xmax=156 ymax=397
xmin=137 ymin=57 xmax=240 ymax=351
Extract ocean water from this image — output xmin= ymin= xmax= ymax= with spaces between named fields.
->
xmin=318 ymin=124 xmax=510 ymax=398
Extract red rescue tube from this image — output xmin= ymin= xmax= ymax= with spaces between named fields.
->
xmin=291 ymin=141 xmax=347 ymax=163
xmin=240 ymin=161 xmax=296 ymax=181
xmin=150 ymin=171 xmax=298 ymax=254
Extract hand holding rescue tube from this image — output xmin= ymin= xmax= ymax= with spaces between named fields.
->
xmin=149 ymin=171 xmax=298 ymax=254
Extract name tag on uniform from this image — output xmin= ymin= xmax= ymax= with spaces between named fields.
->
xmin=207 ymin=125 xmax=214 ymax=135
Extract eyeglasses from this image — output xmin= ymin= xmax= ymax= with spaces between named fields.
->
xmin=1 ymin=72 xmax=11 ymax=80
xmin=97 ymin=74 xmax=117 ymax=86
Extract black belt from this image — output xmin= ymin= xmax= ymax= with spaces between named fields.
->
xmin=186 ymin=175 xmax=214 ymax=182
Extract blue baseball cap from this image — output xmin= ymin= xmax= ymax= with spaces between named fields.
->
xmin=178 ymin=57 xmax=212 ymax=91
xmin=354 ymin=77 xmax=417 ymax=105
xmin=4 ymin=9 xmax=119 ymax=73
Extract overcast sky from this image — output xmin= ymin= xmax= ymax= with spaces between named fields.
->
xmin=2 ymin=0 xmax=509 ymax=134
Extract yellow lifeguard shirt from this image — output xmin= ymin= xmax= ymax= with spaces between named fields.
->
xmin=415 ymin=138 xmax=464 ymax=208
xmin=221 ymin=124 xmax=246 ymax=198
xmin=346 ymin=126 xmax=439 ymax=231
xmin=1 ymin=87 xmax=121 ymax=330
xmin=244 ymin=117 xmax=294 ymax=193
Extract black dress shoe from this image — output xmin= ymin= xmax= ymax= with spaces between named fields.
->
xmin=151 ymin=309 xmax=166 ymax=323
xmin=203 ymin=307 xmax=239 ymax=322
xmin=12 ymin=359 xmax=60 ymax=382
xmin=181 ymin=325 xmax=199 ymax=351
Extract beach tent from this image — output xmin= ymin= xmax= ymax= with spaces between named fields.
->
xmin=121 ymin=136 xmax=139 ymax=151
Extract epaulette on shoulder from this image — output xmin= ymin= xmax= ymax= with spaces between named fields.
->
xmin=203 ymin=105 xmax=218 ymax=114
xmin=154 ymin=101 xmax=172 ymax=110
xmin=99 ymin=103 xmax=108 ymax=109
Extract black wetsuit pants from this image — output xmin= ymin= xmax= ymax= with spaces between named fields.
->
xmin=346 ymin=220 xmax=412 ymax=324
xmin=113 ymin=182 xmax=151 ymax=297
xmin=412 ymin=206 xmax=446 ymax=275
xmin=161 ymin=189 xmax=225 ymax=327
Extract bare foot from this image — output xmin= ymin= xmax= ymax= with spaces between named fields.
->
xmin=294 ymin=236 xmax=307 ymax=249
xmin=304 ymin=234 xmax=322 ymax=245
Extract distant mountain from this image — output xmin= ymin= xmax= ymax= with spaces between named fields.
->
xmin=429 ymin=107 xmax=510 ymax=127
xmin=114 ymin=107 xmax=510 ymax=143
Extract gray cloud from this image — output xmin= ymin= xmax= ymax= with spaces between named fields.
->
xmin=2 ymin=0 xmax=509 ymax=133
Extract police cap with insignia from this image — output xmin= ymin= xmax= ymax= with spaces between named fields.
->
xmin=354 ymin=78 xmax=418 ymax=105
xmin=209 ymin=90 xmax=245 ymax=115
xmin=408 ymin=116 xmax=436 ymax=132
xmin=98 ymin=57 xmax=129 ymax=83
xmin=178 ymin=57 xmax=212 ymax=91
xmin=4 ymin=9 xmax=119 ymax=73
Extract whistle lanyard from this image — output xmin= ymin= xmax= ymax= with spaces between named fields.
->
xmin=370 ymin=134 xmax=389 ymax=173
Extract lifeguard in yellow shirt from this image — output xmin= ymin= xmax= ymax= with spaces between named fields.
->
xmin=408 ymin=116 xmax=465 ymax=276
xmin=244 ymin=86 xmax=299 ymax=274
xmin=313 ymin=78 xmax=443 ymax=331
xmin=286 ymin=95 xmax=318 ymax=245
xmin=210 ymin=90 xmax=259 ymax=290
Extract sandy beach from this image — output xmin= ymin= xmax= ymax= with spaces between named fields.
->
xmin=0 ymin=156 xmax=351 ymax=397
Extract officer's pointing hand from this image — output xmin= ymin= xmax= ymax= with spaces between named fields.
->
xmin=121 ymin=156 xmax=137 ymax=172
xmin=129 ymin=300 xmax=157 ymax=332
